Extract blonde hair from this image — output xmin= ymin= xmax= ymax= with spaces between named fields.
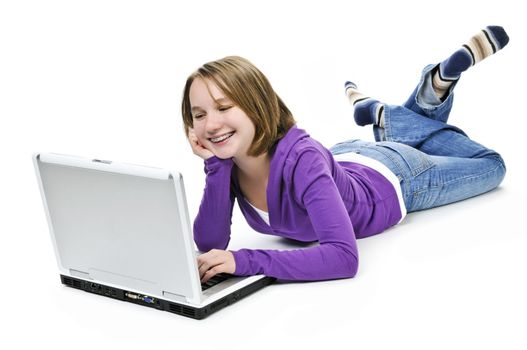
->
xmin=181 ymin=56 xmax=296 ymax=157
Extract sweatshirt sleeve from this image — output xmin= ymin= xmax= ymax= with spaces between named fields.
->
xmin=193 ymin=156 xmax=235 ymax=252
xmin=231 ymin=150 xmax=359 ymax=281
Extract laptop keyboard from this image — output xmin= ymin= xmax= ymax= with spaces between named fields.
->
xmin=201 ymin=273 xmax=232 ymax=291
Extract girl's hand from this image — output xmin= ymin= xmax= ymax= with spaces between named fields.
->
xmin=187 ymin=128 xmax=214 ymax=160
xmin=197 ymin=249 xmax=236 ymax=284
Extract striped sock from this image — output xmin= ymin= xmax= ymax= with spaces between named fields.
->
xmin=432 ymin=25 xmax=509 ymax=99
xmin=345 ymin=81 xmax=385 ymax=127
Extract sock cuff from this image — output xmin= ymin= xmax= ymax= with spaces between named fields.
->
xmin=438 ymin=62 xmax=461 ymax=81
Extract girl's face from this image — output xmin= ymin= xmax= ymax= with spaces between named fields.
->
xmin=189 ymin=78 xmax=256 ymax=160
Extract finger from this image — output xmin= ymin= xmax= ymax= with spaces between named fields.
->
xmin=188 ymin=131 xmax=200 ymax=145
xmin=198 ymin=257 xmax=223 ymax=278
xmin=201 ymin=265 xmax=226 ymax=284
xmin=197 ymin=256 xmax=209 ymax=278
xmin=189 ymin=135 xmax=206 ymax=152
xmin=197 ymin=250 xmax=216 ymax=269
xmin=197 ymin=251 xmax=224 ymax=277
xmin=189 ymin=134 xmax=198 ymax=145
xmin=198 ymin=252 xmax=230 ymax=280
xmin=198 ymin=259 xmax=214 ymax=279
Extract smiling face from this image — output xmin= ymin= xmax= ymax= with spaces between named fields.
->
xmin=189 ymin=77 xmax=256 ymax=160
xmin=181 ymin=56 xmax=296 ymax=158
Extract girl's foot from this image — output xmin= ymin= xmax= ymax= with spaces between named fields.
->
xmin=432 ymin=26 xmax=509 ymax=100
xmin=345 ymin=81 xmax=385 ymax=127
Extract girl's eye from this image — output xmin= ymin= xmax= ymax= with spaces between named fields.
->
xmin=193 ymin=114 xmax=204 ymax=120
xmin=219 ymin=105 xmax=232 ymax=112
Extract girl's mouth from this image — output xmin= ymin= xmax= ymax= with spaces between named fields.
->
xmin=209 ymin=132 xmax=235 ymax=144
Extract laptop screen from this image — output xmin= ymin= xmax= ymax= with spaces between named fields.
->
xmin=35 ymin=154 xmax=201 ymax=302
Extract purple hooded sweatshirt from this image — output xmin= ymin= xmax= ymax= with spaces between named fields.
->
xmin=193 ymin=126 xmax=403 ymax=281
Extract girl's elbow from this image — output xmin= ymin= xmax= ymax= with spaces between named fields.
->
xmin=330 ymin=244 xmax=359 ymax=279
xmin=195 ymin=241 xmax=212 ymax=253
xmin=194 ymin=236 xmax=230 ymax=252
xmin=345 ymin=253 xmax=359 ymax=279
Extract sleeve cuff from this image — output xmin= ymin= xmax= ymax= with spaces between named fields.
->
xmin=204 ymin=156 xmax=233 ymax=174
xmin=231 ymin=250 xmax=251 ymax=276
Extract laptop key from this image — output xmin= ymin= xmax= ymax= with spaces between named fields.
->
xmin=201 ymin=273 xmax=233 ymax=291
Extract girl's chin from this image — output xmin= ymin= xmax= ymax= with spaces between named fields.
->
xmin=210 ymin=148 xmax=236 ymax=159
xmin=213 ymin=154 xmax=233 ymax=160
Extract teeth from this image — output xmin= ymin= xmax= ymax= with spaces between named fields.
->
xmin=210 ymin=132 xmax=234 ymax=143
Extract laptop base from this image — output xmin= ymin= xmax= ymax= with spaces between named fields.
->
xmin=60 ymin=274 xmax=276 ymax=320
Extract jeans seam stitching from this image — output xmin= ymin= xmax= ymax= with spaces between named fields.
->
xmin=441 ymin=163 xmax=504 ymax=186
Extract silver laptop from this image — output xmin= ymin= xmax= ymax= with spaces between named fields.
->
xmin=33 ymin=152 xmax=275 ymax=319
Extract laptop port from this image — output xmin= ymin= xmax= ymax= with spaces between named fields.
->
xmin=125 ymin=292 xmax=156 ymax=304
xmin=143 ymin=296 xmax=155 ymax=304
xmin=125 ymin=292 xmax=140 ymax=300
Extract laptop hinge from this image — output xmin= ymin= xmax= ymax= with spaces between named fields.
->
xmin=69 ymin=269 xmax=92 ymax=280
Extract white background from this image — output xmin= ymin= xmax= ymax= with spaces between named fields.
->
xmin=1 ymin=0 xmax=526 ymax=349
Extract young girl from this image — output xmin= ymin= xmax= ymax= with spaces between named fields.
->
xmin=181 ymin=26 xmax=509 ymax=284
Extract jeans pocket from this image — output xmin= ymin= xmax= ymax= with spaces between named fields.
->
xmin=372 ymin=141 xmax=435 ymax=178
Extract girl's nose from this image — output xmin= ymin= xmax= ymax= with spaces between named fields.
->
xmin=205 ymin=112 xmax=223 ymax=134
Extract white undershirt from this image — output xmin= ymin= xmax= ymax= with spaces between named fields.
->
xmin=333 ymin=152 xmax=407 ymax=222
xmin=245 ymin=199 xmax=270 ymax=225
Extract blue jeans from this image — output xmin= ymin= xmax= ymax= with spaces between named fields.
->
xmin=330 ymin=64 xmax=506 ymax=212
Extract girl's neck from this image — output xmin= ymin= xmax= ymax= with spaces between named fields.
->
xmin=233 ymin=152 xmax=271 ymax=182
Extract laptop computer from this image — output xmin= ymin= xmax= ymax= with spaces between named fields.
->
xmin=33 ymin=152 xmax=275 ymax=320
